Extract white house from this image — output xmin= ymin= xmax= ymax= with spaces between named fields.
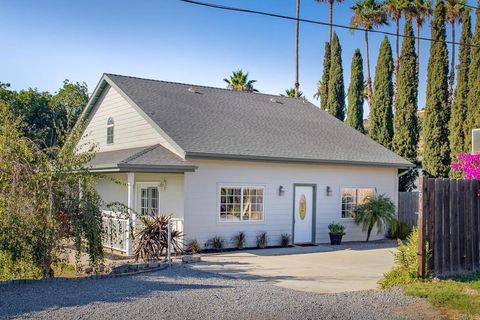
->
xmin=78 ymin=73 xmax=413 ymax=254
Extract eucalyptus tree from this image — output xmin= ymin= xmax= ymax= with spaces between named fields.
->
xmin=350 ymin=0 xmax=388 ymax=105
xmin=223 ymin=70 xmax=258 ymax=92
xmin=314 ymin=0 xmax=345 ymax=42
xmin=445 ymin=0 xmax=465 ymax=105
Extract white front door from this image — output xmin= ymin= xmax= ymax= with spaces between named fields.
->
xmin=293 ymin=185 xmax=315 ymax=244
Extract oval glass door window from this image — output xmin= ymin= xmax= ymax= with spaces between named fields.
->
xmin=299 ymin=194 xmax=307 ymax=220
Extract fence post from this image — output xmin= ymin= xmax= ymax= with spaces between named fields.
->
xmin=167 ymin=221 xmax=172 ymax=267
xmin=418 ymin=176 xmax=428 ymax=278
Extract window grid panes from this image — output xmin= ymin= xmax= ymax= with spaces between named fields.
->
xmin=341 ymin=188 xmax=375 ymax=218
xmin=141 ymin=187 xmax=159 ymax=216
xmin=107 ymin=117 xmax=114 ymax=144
xmin=220 ymin=186 xmax=264 ymax=222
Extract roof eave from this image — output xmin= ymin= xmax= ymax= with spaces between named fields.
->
xmin=185 ymin=152 xmax=414 ymax=169
xmin=88 ymin=163 xmax=197 ymax=173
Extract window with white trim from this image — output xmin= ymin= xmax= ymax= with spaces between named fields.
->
xmin=341 ymin=188 xmax=375 ymax=218
xmin=140 ymin=186 xmax=159 ymax=216
xmin=219 ymin=186 xmax=264 ymax=221
xmin=107 ymin=117 xmax=114 ymax=144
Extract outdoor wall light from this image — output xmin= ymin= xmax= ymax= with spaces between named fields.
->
xmin=326 ymin=186 xmax=332 ymax=196
xmin=278 ymin=185 xmax=285 ymax=196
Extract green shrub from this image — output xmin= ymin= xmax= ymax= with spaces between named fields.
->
xmin=355 ymin=194 xmax=396 ymax=242
xmin=205 ymin=236 xmax=225 ymax=252
xmin=328 ymin=222 xmax=346 ymax=236
xmin=0 ymin=250 xmax=42 ymax=281
xmin=387 ymin=219 xmax=410 ymax=240
xmin=231 ymin=231 xmax=246 ymax=249
xmin=280 ymin=233 xmax=291 ymax=247
xmin=379 ymin=227 xmax=428 ymax=288
xmin=256 ymin=232 xmax=268 ymax=248
xmin=186 ymin=239 xmax=200 ymax=254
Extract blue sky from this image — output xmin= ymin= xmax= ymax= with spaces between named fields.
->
xmin=0 ymin=0 xmax=469 ymax=117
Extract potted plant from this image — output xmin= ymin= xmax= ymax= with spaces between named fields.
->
xmin=328 ymin=222 xmax=346 ymax=245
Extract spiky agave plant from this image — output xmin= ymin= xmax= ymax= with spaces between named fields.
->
xmin=134 ymin=215 xmax=183 ymax=261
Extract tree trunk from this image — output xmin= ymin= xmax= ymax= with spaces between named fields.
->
xmin=294 ymin=0 xmax=300 ymax=98
xmin=366 ymin=225 xmax=373 ymax=242
xmin=449 ymin=22 xmax=456 ymax=106
xmin=365 ymin=30 xmax=372 ymax=105
xmin=329 ymin=2 xmax=333 ymax=43
xmin=394 ymin=19 xmax=400 ymax=109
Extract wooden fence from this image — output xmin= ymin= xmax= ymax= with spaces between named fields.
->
xmin=417 ymin=176 xmax=480 ymax=277
xmin=398 ymin=192 xmax=419 ymax=230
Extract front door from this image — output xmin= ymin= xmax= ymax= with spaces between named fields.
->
xmin=293 ymin=185 xmax=315 ymax=244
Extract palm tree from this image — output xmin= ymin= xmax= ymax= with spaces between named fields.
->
xmin=283 ymin=87 xmax=304 ymax=98
xmin=314 ymin=0 xmax=345 ymax=42
xmin=223 ymin=70 xmax=258 ymax=92
xmin=354 ymin=194 xmax=396 ymax=242
xmin=294 ymin=0 xmax=301 ymax=98
xmin=350 ymin=0 xmax=388 ymax=105
xmin=385 ymin=0 xmax=410 ymax=100
xmin=445 ymin=0 xmax=465 ymax=105
xmin=409 ymin=0 xmax=433 ymax=74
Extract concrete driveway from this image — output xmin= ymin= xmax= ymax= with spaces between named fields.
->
xmin=192 ymin=240 xmax=396 ymax=294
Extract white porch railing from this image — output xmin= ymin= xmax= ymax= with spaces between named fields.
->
xmin=102 ymin=210 xmax=130 ymax=253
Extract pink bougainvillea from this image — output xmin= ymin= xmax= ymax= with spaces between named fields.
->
xmin=451 ymin=153 xmax=480 ymax=180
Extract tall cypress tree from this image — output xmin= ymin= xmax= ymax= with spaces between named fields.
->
xmin=423 ymin=0 xmax=450 ymax=177
xmin=465 ymin=4 xmax=480 ymax=151
xmin=369 ymin=36 xmax=394 ymax=149
xmin=347 ymin=49 xmax=365 ymax=132
xmin=450 ymin=9 xmax=471 ymax=178
xmin=327 ymin=32 xmax=346 ymax=120
xmin=319 ymin=42 xmax=331 ymax=111
xmin=393 ymin=19 xmax=419 ymax=191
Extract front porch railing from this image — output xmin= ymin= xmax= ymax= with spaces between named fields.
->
xmin=102 ymin=210 xmax=130 ymax=253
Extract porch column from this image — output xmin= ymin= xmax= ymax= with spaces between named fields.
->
xmin=127 ymin=172 xmax=135 ymax=256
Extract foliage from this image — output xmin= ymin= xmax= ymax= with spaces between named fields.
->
xmin=186 ymin=239 xmax=200 ymax=254
xmin=316 ymin=42 xmax=331 ymax=111
xmin=283 ymin=88 xmax=304 ymax=98
xmin=465 ymin=5 xmax=480 ymax=150
xmin=0 ymin=101 xmax=104 ymax=278
xmin=326 ymin=32 xmax=346 ymax=121
xmin=369 ymin=36 xmax=394 ymax=149
xmin=451 ymin=153 xmax=480 ymax=179
xmin=347 ymin=49 xmax=365 ymax=133
xmin=354 ymin=194 xmax=395 ymax=242
xmin=393 ymin=19 xmax=420 ymax=191
xmin=231 ymin=231 xmax=246 ymax=249
xmin=223 ymin=70 xmax=258 ymax=92
xmin=450 ymin=10 xmax=471 ymax=178
xmin=350 ymin=0 xmax=388 ymax=102
xmin=256 ymin=231 xmax=268 ymax=249
xmin=328 ymin=222 xmax=346 ymax=236
xmin=205 ymin=236 xmax=226 ymax=252
xmin=423 ymin=0 xmax=451 ymax=178
xmin=134 ymin=215 xmax=184 ymax=261
xmin=404 ymin=273 xmax=480 ymax=317
xmin=445 ymin=0 xmax=465 ymax=105
xmin=379 ymin=227 xmax=425 ymax=288
xmin=0 ymin=250 xmax=43 ymax=281
xmin=280 ymin=233 xmax=291 ymax=247
xmin=387 ymin=219 xmax=410 ymax=240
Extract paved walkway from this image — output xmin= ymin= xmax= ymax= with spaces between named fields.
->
xmin=193 ymin=240 xmax=396 ymax=294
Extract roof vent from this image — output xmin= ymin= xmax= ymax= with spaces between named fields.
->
xmin=188 ymin=87 xmax=200 ymax=94
xmin=270 ymin=97 xmax=282 ymax=104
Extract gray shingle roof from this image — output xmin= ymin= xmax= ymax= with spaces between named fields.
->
xmin=105 ymin=74 xmax=412 ymax=168
xmin=88 ymin=144 xmax=196 ymax=172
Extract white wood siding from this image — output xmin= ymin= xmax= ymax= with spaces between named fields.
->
xmin=184 ymin=159 xmax=398 ymax=248
xmin=77 ymin=85 xmax=179 ymax=155
xmin=94 ymin=172 xmax=184 ymax=220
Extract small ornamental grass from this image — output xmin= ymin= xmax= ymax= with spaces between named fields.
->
xmin=256 ymin=231 xmax=268 ymax=248
xmin=186 ymin=239 xmax=200 ymax=254
xmin=280 ymin=233 xmax=291 ymax=247
xmin=205 ymin=236 xmax=226 ymax=252
xmin=134 ymin=215 xmax=184 ymax=262
xmin=231 ymin=231 xmax=246 ymax=249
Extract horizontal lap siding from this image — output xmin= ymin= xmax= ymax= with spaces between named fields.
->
xmin=184 ymin=159 xmax=397 ymax=248
xmin=77 ymin=85 xmax=178 ymax=154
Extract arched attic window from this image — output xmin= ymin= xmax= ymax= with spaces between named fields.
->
xmin=107 ymin=117 xmax=114 ymax=144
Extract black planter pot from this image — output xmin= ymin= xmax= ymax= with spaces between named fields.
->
xmin=329 ymin=233 xmax=343 ymax=245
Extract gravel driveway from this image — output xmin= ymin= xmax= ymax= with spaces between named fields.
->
xmin=0 ymin=265 xmax=440 ymax=320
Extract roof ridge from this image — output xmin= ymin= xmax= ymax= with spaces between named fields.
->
xmin=104 ymin=73 xmax=313 ymax=103
xmin=120 ymin=144 xmax=160 ymax=164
